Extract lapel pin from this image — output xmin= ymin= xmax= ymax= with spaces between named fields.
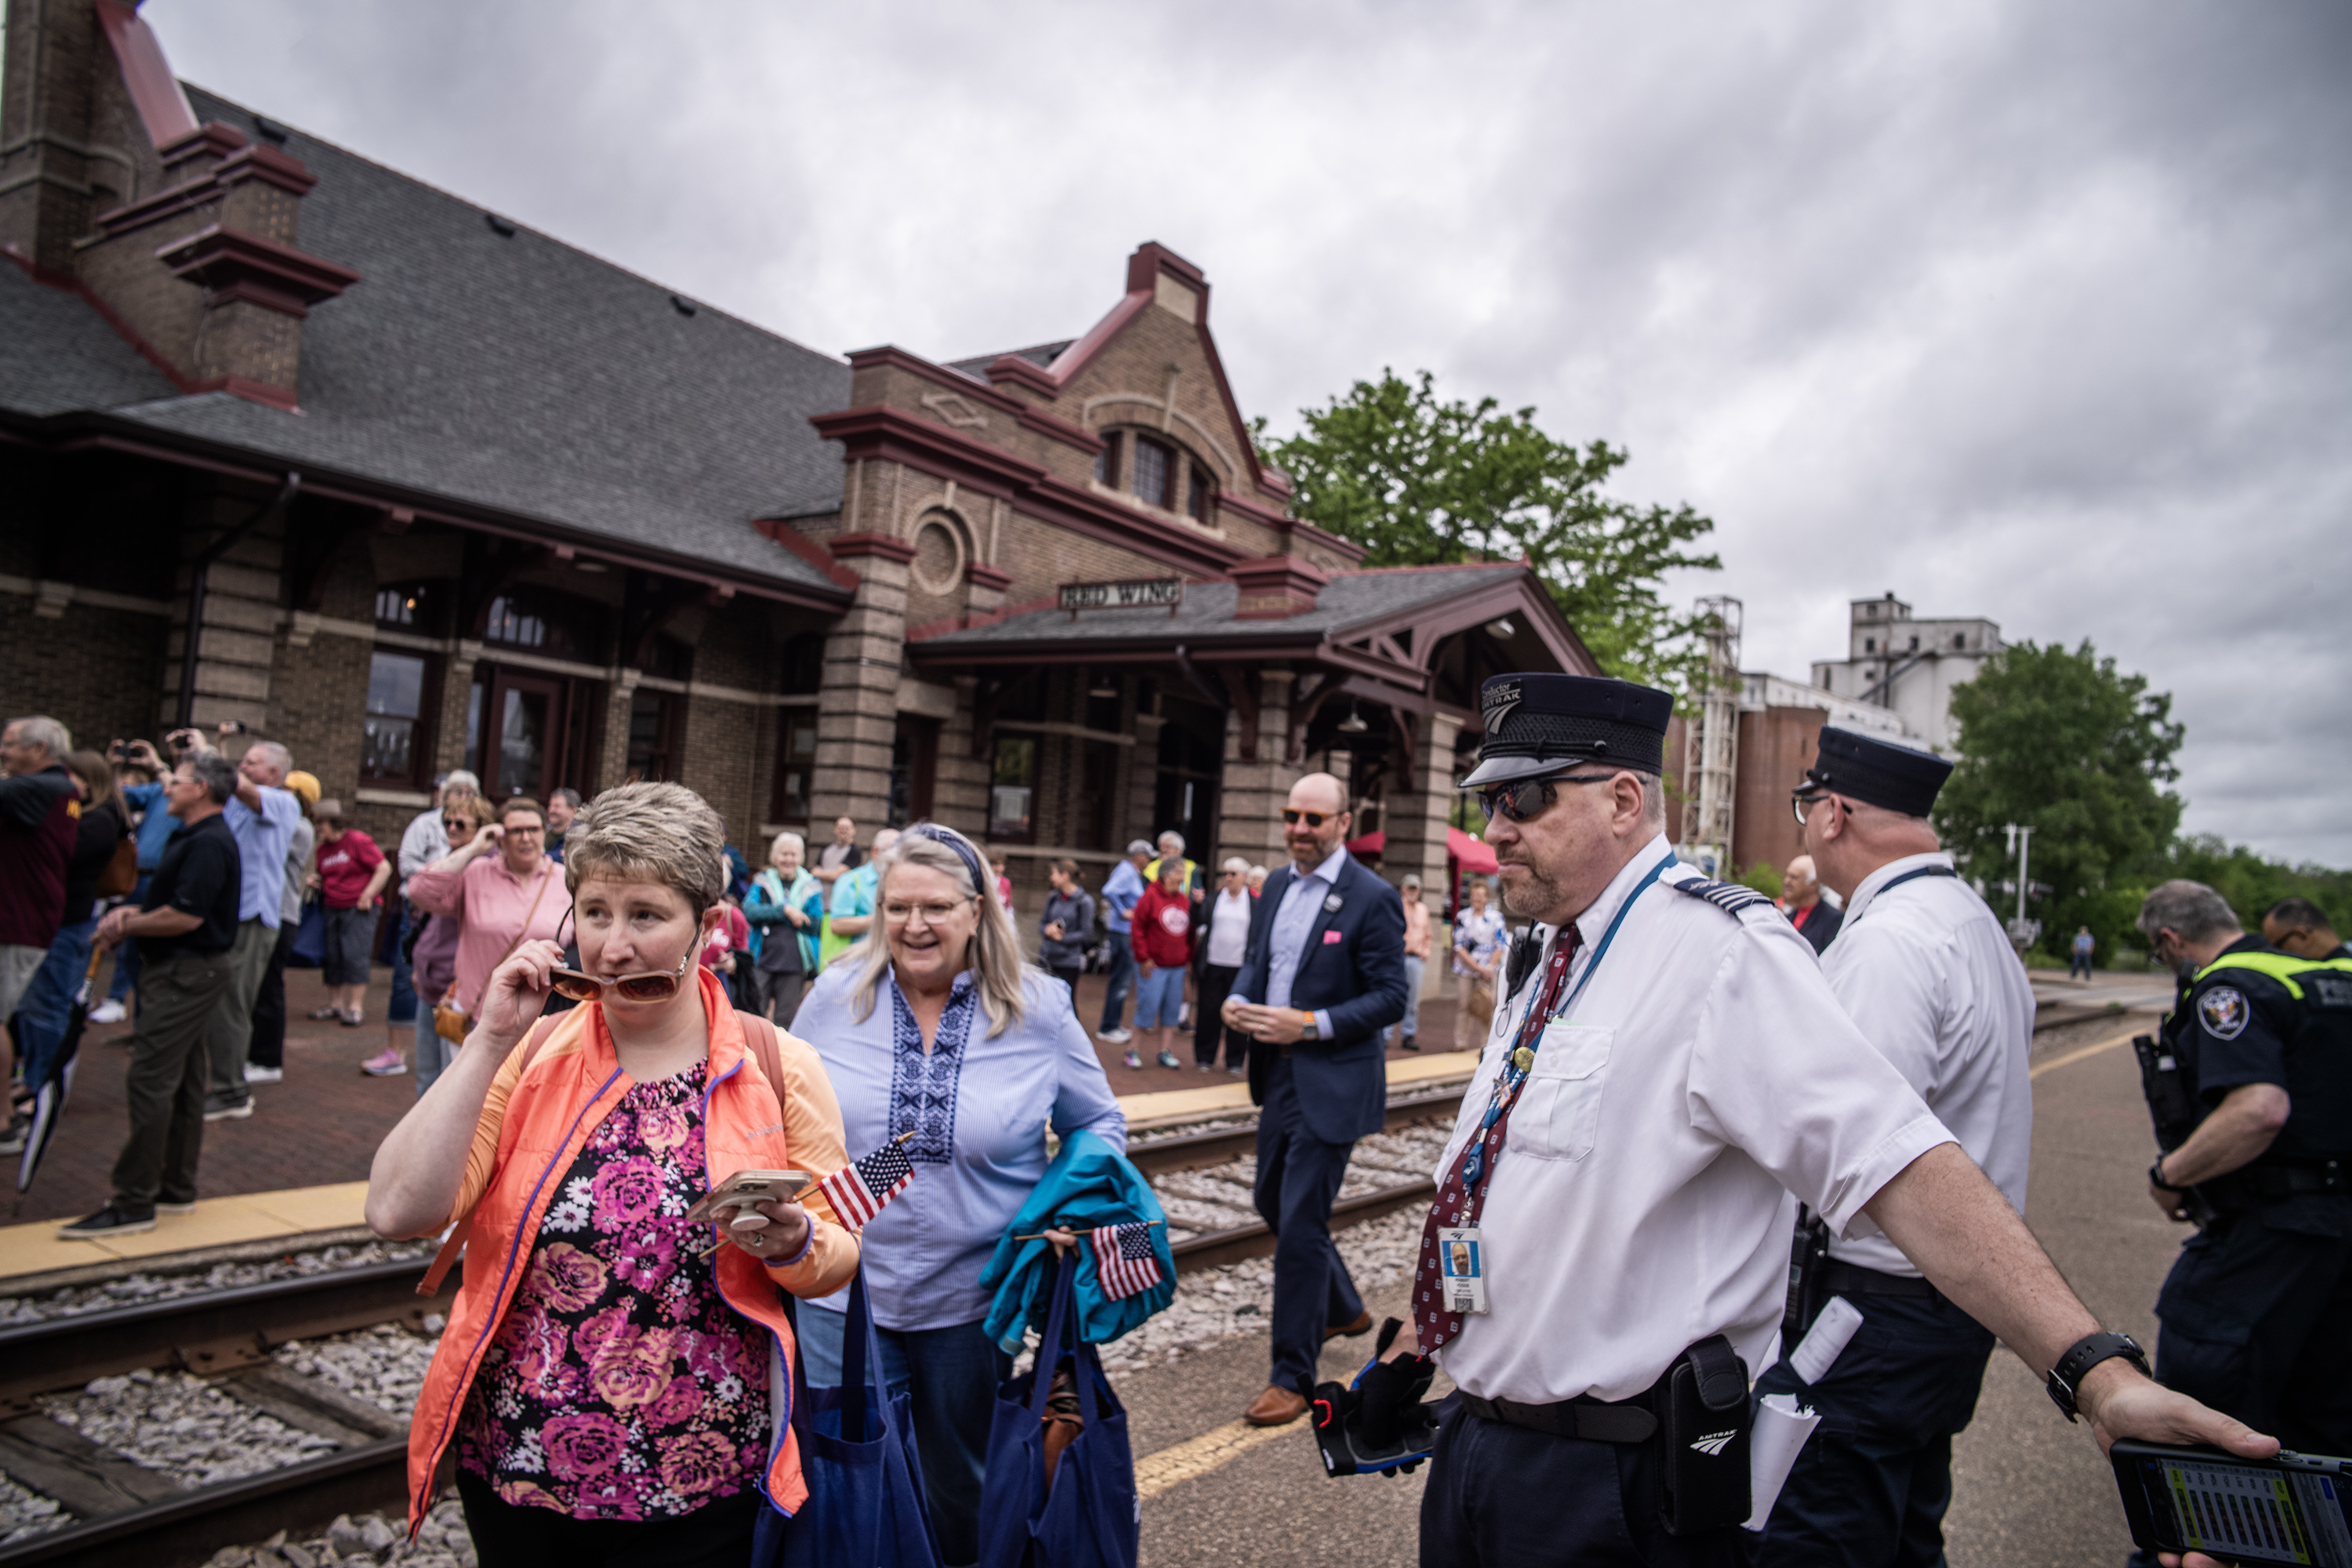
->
xmin=1323 ymin=893 xmax=1345 ymax=913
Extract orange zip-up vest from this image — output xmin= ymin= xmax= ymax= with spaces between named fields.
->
xmin=405 ymin=968 xmax=857 ymax=1526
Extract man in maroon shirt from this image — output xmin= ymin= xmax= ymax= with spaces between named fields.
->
xmin=0 ymin=716 xmax=80 ymax=1155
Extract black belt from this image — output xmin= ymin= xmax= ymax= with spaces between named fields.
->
xmin=2241 ymin=1160 xmax=2348 ymax=1198
xmin=1817 ymin=1260 xmax=1938 ymax=1300
xmin=1457 ymin=1389 xmax=1658 ymax=1444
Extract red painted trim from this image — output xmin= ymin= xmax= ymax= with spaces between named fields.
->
xmin=96 ymin=175 xmax=224 ymax=239
xmin=1127 ymin=241 xmax=1207 ymax=296
xmin=157 ymin=225 xmax=362 ymax=315
xmin=829 ymin=532 xmax=918 ymax=564
xmin=753 ymin=518 xmax=862 ymax=591
xmin=216 ymin=144 xmax=319 ymax=198
xmin=44 ymin=421 xmax=853 ymax=611
xmin=95 ymin=0 xmax=199 ymax=147
xmin=1038 ymin=290 xmax=1150 ymax=389
xmin=158 ymin=122 xmax=249 ymax=169
xmin=1014 ymin=405 xmax=1102 ymax=452
xmin=985 ymin=354 xmax=1058 ymax=398
xmin=2 ymin=243 xmax=198 ymax=393
xmin=964 ymin=561 xmax=1013 ymax=592
xmin=1229 ymin=554 xmax=1329 ymax=620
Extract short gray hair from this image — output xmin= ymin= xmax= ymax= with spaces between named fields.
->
xmin=1221 ymin=855 xmax=1250 ymax=874
xmin=564 ymin=781 xmax=727 ymax=916
xmin=442 ymin=770 xmax=481 ymax=793
xmin=5 ymin=716 xmax=71 ymax=760
xmin=247 ymin=740 xmax=291 ymax=781
xmin=1158 ymin=830 xmax=1185 ymax=854
xmin=2138 ymin=880 xmax=2241 ymax=945
xmin=769 ymin=830 xmax=806 ymax=864
xmin=186 ymin=751 xmax=238 ymax=804
xmin=550 ymin=786 xmax=583 ymax=809
xmin=1641 ymin=775 xmax=1665 ymax=826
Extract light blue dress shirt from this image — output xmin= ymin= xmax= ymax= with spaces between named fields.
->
xmin=223 ymin=786 xmax=301 ymax=928
xmin=797 ymin=964 xmax=1127 ymax=1332
xmin=1260 ymin=844 xmax=1348 ymax=1039
xmin=1101 ymin=858 xmax=1145 ymax=934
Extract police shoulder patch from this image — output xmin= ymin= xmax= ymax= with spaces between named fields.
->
xmin=1668 ymin=876 xmax=1775 ymax=918
xmin=2198 ymin=985 xmax=2250 ymax=1041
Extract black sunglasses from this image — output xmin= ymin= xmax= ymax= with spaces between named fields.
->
xmin=1474 ymin=773 xmax=1619 ymax=824
xmin=1282 ymin=808 xmax=1339 ymax=827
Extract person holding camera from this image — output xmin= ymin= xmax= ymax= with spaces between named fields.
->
xmin=403 ymin=797 xmax=571 ymax=1040
xmin=367 ymin=782 xmax=857 ymax=1562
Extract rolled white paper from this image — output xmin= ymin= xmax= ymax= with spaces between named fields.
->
xmin=1742 ymin=1392 xmax=1823 ymax=1531
xmin=1788 ymin=1294 xmax=1864 ymax=1385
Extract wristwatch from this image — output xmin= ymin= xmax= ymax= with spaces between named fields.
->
xmin=2045 ymin=1330 xmax=2149 ymax=1422
xmin=1298 ymin=1012 xmax=1320 ymax=1042
xmin=2149 ymin=1156 xmax=2183 ymax=1192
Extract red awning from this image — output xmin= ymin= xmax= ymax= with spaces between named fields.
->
xmin=1448 ymin=825 xmax=1498 ymax=874
xmin=1345 ymin=829 xmax=1387 ymax=855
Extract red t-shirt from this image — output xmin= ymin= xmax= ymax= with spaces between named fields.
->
xmin=315 ymin=829 xmax=386 ymax=909
xmin=1131 ymin=884 xmax=1194 ymax=968
xmin=700 ymin=905 xmax=752 ymax=970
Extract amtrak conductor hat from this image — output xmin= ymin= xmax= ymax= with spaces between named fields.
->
xmin=1460 ymin=673 xmax=1673 ymax=787
xmin=1800 ymin=726 xmax=1954 ymax=817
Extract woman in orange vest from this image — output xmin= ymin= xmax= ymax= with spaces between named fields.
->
xmin=366 ymin=782 xmax=858 ymax=1563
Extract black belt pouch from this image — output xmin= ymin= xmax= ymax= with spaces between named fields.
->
xmin=1656 ymin=1334 xmax=1752 ymax=1535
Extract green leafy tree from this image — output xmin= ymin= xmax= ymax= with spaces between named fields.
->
xmin=1254 ymin=369 xmax=1722 ymax=699
xmin=1936 ymin=641 xmax=2185 ymax=957
xmin=2159 ymin=837 xmax=2352 ymax=935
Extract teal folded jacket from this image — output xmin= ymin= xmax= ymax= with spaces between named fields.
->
xmin=980 ymin=1127 xmax=1176 ymax=1352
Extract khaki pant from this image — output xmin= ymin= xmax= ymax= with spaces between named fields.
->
xmin=112 ymin=947 xmax=235 ymax=1210
xmin=205 ymin=916 xmax=276 ymax=1102
xmin=1454 ymin=976 xmax=1494 ymax=1051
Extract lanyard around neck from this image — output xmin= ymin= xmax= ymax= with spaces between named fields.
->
xmin=1545 ymin=851 xmax=1676 ymax=1026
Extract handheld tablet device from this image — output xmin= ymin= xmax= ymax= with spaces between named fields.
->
xmin=684 ymin=1170 xmax=812 ymax=1226
xmin=2111 ymin=1439 xmax=2352 ymax=1566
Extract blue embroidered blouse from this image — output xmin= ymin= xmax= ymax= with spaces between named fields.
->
xmin=794 ymin=964 xmax=1127 ymax=1332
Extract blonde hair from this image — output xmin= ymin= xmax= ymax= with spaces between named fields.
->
xmin=842 ymin=822 xmax=1033 ymax=1038
xmin=563 ymin=782 xmax=727 ymax=916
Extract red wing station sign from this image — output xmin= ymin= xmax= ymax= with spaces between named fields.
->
xmin=1058 ymin=577 xmax=1184 ymax=617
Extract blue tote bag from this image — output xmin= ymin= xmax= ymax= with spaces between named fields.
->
xmin=754 ymin=1271 xmax=942 ymax=1568
xmin=976 ymin=1254 xmax=1139 ymax=1568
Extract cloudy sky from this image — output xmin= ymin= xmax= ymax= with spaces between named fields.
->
xmin=155 ymin=2 xmax=2352 ymax=865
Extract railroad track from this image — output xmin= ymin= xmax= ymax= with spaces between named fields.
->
xmin=0 ymin=1087 xmax=1464 ymax=1568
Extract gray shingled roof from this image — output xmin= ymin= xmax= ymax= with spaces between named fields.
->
xmin=5 ymin=86 xmax=852 ymax=598
xmin=0 ymin=263 xmax=180 ymax=416
xmin=919 ymin=563 xmax=1524 ymax=645
xmin=945 ymin=339 xmax=1073 ymax=382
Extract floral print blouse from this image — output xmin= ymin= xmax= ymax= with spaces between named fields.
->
xmin=458 ymin=1060 xmax=771 ymax=1519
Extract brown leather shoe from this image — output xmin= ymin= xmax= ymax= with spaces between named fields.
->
xmin=1243 ymin=1385 xmax=1310 ymax=1427
xmin=1323 ymin=1308 xmax=1375 ymax=1341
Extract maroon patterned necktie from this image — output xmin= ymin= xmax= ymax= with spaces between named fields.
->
xmin=1412 ymin=922 xmax=1584 ymax=1356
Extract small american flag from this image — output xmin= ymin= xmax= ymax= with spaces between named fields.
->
xmin=815 ymin=1136 xmax=915 ymax=1231
xmin=1091 ymin=1221 xmax=1163 ymax=1301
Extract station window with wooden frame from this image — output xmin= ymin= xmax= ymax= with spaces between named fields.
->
xmin=989 ymin=735 xmax=1037 ymax=842
xmin=361 ymin=650 xmax=434 ymax=785
xmin=1186 ymin=464 xmax=1213 ymax=522
xmin=771 ymin=710 xmax=819 ymax=823
xmin=1094 ymin=431 xmax=1123 ymax=488
xmin=1130 ymin=435 xmax=1174 ymax=509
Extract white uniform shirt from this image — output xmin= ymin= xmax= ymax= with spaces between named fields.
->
xmin=1206 ymin=887 xmax=1253 ymax=967
xmin=1820 ymin=851 xmax=2034 ymax=1277
xmin=1433 ymin=834 xmax=1955 ymax=1406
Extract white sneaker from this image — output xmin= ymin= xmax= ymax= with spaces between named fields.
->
xmin=244 ymin=1063 xmax=284 ymax=1084
xmin=89 ymin=1000 xmax=127 ymax=1024
xmin=1098 ymin=1027 xmax=1133 ymax=1045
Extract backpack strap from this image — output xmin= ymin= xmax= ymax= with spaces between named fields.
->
xmin=735 ymin=1009 xmax=792 ymax=1125
xmin=416 ymin=1015 xmax=559 ymax=1298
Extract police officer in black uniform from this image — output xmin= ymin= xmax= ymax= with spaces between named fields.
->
xmin=2137 ymin=878 xmax=2352 ymax=1461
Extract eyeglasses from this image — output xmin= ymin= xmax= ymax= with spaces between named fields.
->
xmin=884 ymin=898 xmax=975 ymax=927
xmin=443 ymin=819 xmax=477 ymax=836
xmin=1791 ymin=790 xmax=1846 ymax=828
xmin=547 ymin=950 xmax=694 ymax=1004
xmin=1282 ymin=808 xmax=1338 ymax=827
xmin=1474 ymin=773 xmax=1617 ymax=824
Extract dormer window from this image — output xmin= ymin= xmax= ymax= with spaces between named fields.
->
xmin=1131 ymin=436 xmax=1174 ymax=508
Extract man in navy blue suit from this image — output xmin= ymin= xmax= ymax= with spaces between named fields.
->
xmin=1222 ymin=771 xmax=1410 ymax=1425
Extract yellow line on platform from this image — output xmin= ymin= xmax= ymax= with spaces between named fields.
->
xmin=1133 ymin=1416 xmax=1306 ymax=1499
xmin=0 ymin=1181 xmax=371 ymax=1281
xmin=2030 ymin=1028 xmax=2145 ymax=1080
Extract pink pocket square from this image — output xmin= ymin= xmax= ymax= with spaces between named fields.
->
xmin=1323 ymin=929 xmax=1344 ymax=944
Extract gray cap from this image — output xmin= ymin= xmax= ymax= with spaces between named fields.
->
xmin=1127 ymin=840 xmax=1156 ymax=856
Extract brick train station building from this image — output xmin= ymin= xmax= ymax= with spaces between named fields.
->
xmin=1 ymin=0 xmax=1594 ymax=912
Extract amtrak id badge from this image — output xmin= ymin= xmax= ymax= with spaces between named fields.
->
xmin=1439 ymin=1227 xmax=1488 ymax=1314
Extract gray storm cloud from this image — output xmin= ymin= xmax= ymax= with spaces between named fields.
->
xmin=155 ymin=0 xmax=2352 ymax=862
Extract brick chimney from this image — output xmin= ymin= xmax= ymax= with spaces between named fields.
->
xmin=0 ymin=0 xmax=357 ymax=409
xmin=1230 ymin=555 xmax=1328 ymax=620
